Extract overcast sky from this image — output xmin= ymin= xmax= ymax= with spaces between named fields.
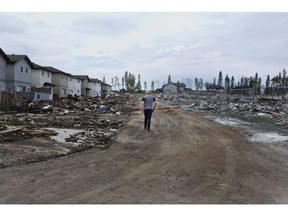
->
xmin=1 ymin=11 xmax=288 ymax=88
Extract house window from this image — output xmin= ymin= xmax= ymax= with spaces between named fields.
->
xmin=62 ymin=75 xmax=64 ymax=79
xmin=70 ymin=78 xmax=72 ymax=82
xmin=26 ymin=68 xmax=28 ymax=73
xmin=77 ymin=80 xmax=80 ymax=83
xmin=48 ymin=72 xmax=50 ymax=77
xmin=42 ymin=71 xmax=44 ymax=76
xmin=21 ymin=66 xmax=23 ymax=72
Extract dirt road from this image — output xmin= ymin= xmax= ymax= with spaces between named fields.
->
xmin=1 ymin=104 xmax=288 ymax=204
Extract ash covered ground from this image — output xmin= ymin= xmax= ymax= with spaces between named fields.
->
xmin=0 ymin=94 xmax=139 ymax=168
xmin=1 ymin=92 xmax=288 ymax=169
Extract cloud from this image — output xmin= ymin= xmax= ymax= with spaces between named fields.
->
xmin=1 ymin=12 xmax=288 ymax=87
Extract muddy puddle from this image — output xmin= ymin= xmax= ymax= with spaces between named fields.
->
xmin=46 ymin=128 xmax=84 ymax=144
xmin=209 ymin=116 xmax=288 ymax=145
xmin=214 ymin=117 xmax=250 ymax=126
xmin=248 ymin=132 xmax=288 ymax=144
xmin=207 ymin=115 xmax=250 ymax=126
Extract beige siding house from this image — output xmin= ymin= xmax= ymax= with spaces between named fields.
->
xmin=43 ymin=66 xmax=69 ymax=99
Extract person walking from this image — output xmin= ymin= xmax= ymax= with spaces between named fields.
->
xmin=141 ymin=90 xmax=157 ymax=131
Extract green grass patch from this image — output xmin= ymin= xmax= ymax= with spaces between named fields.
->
xmin=2 ymin=120 xmax=16 ymax=126
xmin=251 ymin=115 xmax=280 ymax=124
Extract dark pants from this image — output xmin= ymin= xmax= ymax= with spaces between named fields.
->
xmin=144 ymin=109 xmax=153 ymax=129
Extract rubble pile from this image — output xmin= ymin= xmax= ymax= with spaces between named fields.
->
xmin=2 ymin=113 xmax=127 ymax=130
xmin=184 ymin=97 xmax=288 ymax=114
xmin=19 ymin=93 xmax=139 ymax=114
xmin=160 ymin=93 xmax=288 ymax=127
xmin=0 ymin=93 xmax=140 ymax=168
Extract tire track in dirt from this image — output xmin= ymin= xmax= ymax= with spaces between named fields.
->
xmin=64 ymin=108 xmax=240 ymax=203
xmin=1 ymin=104 xmax=288 ymax=203
xmin=168 ymin=111 xmax=238 ymax=203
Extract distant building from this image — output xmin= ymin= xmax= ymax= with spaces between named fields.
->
xmin=74 ymin=75 xmax=91 ymax=97
xmin=90 ymin=78 xmax=102 ymax=97
xmin=162 ymin=82 xmax=186 ymax=94
xmin=74 ymin=76 xmax=101 ymax=97
xmin=101 ymin=82 xmax=112 ymax=97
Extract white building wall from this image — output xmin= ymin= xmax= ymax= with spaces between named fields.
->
xmin=5 ymin=64 xmax=14 ymax=92
xmin=82 ymin=79 xmax=89 ymax=97
xmin=6 ymin=59 xmax=32 ymax=93
xmin=52 ymin=73 xmax=69 ymax=98
xmin=101 ymin=84 xmax=112 ymax=97
xmin=0 ymin=55 xmax=6 ymax=91
xmin=31 ymin=68 xmax=53 ymax=100
xmin=95 ymin=81 xmax=101 ymax=97
xmin=68 ymin=76 xmax=75 ymax=95
xmin=40 ymin=69 xmax=52 ymax=86
xmin=163 ymin=83 xmax=178 ymax=94
xmin=14 ymin=59 xmax=32 ymax=92
xmin=31 ymin=69 xmax=52 ymax=87
xmin=75 ymin=78 xmax=81 ymax=96
xmin=67 ymin=76 xmax=81 ymax=96
xmin=86 ymin=80 xmax=101 ymax=97
xmin=88 ymin=81 xmax=97 ymax=97
xmin=31 ymin=69 xmax=40 ymax=86
xmin=63 ymin=74 xmax=69 ymax=98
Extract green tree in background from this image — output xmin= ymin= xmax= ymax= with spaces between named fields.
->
xmin=217 ymin=71 xmax=223 ymax=87
xmin=135 ymin=74 xmax=142 ymax=92
xmin=144 ymin=81 xmax=147 ymax=92
xmin=151 ymin=81 xmax=155 ymax=91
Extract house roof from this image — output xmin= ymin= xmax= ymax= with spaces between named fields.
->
xmin=175 ymin=82 xmax=186 ymax=87
xmin=90 ymin=78 xmax=101 ymax=83
xmin=43 ymin=82 xmax=56 ymax=87
xmin=163 ymin=82 xmax=186 ymax=88
xmin=32 ymin=62 xmax=43 ymax=69
xmin=74 ymin=75 xmax=90 ymax=81
xmin=0 ymin=48 xmax=10 ymax=61
xmin=6 ymin=54 xmax=34 ymax=68
xmin=42 ymin=66 xmax=64 ymax=73
xmin=102 ymin=83 xmax=111 ymax=87
xmin=42 ymin=66 xmax=71 ymax=76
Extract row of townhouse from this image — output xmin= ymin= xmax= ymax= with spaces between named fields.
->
xmin=0 ymin=48 xmax=111 ymax=102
